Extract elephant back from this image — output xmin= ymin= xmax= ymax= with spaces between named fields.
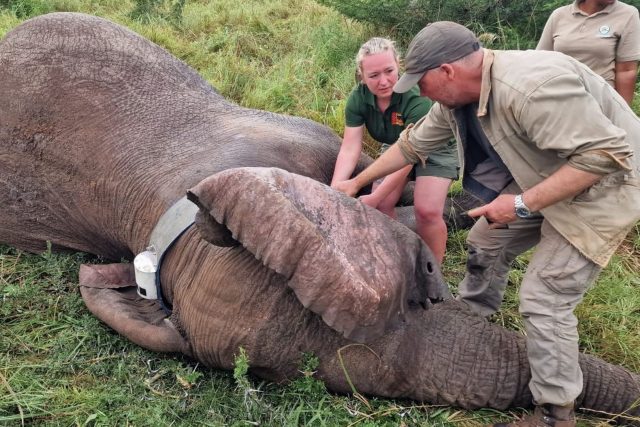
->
xmin=0 ymin=13 xmax=350 ymax=258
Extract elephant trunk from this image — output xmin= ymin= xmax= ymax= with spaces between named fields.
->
xmin=577 ymin=353 xmax=640 ymax=424
xmin=314 ymin=300 xmax=533 ymax=409
xmin=314 ymin=301 xmax=640 ymax=422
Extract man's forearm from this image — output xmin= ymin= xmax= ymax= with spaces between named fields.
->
xmin=368 ymin=165 xmax=413 ymax=202
xmin=522 ymin=164 xmax=603 ymax=211
xmin=353 ymin=143 xmax=412 ymax=190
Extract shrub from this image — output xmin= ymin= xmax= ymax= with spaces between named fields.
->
xmin=0 ymin=0 xmax=53 ymax=18
xmin=317 ymin=0 xmax=640 ymax=49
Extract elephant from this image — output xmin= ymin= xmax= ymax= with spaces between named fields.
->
xmin=1 ymin=12 xmax=639 ymax=423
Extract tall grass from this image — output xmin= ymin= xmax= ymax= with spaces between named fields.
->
xmin=1 ymin=0 xmax=639 ymax=425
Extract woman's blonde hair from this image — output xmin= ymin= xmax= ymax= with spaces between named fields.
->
xmin=355 ymin=37 xmax=400 ymax=80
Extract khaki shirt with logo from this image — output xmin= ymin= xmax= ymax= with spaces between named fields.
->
xmin=398 ymin=49 xmax=640 ymax=267
xmin=537 ymin=0 xmax=640 ymax=85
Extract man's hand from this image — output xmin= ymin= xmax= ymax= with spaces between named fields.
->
xmin=467 ymin=194 xmax=517 ymax=228
xmin=332 ymin=143 xmax=414 ymax=198
xmin=332 ymin=179 xmax=361 ymax=197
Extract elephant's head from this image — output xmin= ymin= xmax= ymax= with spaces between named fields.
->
xmin=80 ymin=167 xmax=451 ymax=350
xmin=186 ymin=167 xmax=451 ymax=342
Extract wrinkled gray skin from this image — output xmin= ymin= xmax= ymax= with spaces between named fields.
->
xmin=1 ymin=13 xmax=639 ymax=422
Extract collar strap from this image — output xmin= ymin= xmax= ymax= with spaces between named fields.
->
xmin=149 ymin=196 xmax=199 ymax=257
xmin=134 ymin=197 xmax=199 ymax=313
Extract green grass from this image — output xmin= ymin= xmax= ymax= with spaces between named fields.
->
xmin=0 ymin=245 xmax=495 ymax=426
xmin=1 ymin=0 xmax=640 ymax=425
xmin=3 ymin=239 xmax=639 ymax=425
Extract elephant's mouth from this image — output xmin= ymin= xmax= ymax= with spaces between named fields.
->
xmin=187 ymin=167 xmax=451 ymax=343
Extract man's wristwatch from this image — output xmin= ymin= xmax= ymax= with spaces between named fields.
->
xmin=514 ymin=194 xmax=534 ymax=219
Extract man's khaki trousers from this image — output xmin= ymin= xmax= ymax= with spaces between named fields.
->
xmin=457 ymin=211 xmax=601 ymax=405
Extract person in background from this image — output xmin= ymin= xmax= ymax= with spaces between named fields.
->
xmin=330 ymin=37 xmax=458 ymax=264
xmin=537 ymin=0 xmax=640 ymax=105
xmin=334 ymin=21 xmax=640 ymax=426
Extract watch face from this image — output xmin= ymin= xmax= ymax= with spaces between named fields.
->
xmin=516 ymin=207 xmax=531 ymax=218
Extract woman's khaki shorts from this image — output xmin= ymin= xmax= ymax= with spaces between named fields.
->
xmin=380 ymin=139 xmax=459 ymax=180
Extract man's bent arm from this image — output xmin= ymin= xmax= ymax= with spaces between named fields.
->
xmin=522 ymin=164 xmax=602 ymax=212
xmin=468 ymin=164 xmax=603 ymax=225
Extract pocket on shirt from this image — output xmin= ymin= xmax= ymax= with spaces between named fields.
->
xmin=570 ymin=171 xmax=635 ymax=204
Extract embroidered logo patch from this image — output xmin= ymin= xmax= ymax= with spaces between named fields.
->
xmin=598 ymin=25 xmax=611 ymax=35
xmin=391 ymin=112 xmax=404 ymax=126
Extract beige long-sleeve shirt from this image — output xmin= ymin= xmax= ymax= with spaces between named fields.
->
xmin=398 ymin=49 xmax=640 ymax=266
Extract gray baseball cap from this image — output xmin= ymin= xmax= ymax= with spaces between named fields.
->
xmin=394 ymin=21 xmax=480 ymax=93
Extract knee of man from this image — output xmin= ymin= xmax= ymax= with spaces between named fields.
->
xmin=466 ymin=245 xmax=498 ymax=270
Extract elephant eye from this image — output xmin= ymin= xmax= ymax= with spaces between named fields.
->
xmin=426 ymin=262 xmax=434 ymax=274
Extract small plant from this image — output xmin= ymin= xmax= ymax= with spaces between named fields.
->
xmin=289 ymin=352 xmax=326 ymax=396
xmin=176 ymin=364 xmax=203 ymax=389
xmin=232 ymin=347 xmax=273 ymax=421
xmin=232 ymin=347 xmax=250 ymax=388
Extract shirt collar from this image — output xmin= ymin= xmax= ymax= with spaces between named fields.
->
xmin=477 ymin=48 xmax=494 ymax=117
xmin=571 ymin=0 xmax=616 ymax=16
xmin=361 ymin=84 xmax=403 ymax=109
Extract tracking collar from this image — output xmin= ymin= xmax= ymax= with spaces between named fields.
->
xmin=133 ymin=196 xmax=199 ymax=314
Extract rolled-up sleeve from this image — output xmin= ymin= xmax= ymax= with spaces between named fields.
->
xmin=517 ymin=73 xmax=633 ymax=175
xmin=397 ymin=102 xmax=455 ymax=166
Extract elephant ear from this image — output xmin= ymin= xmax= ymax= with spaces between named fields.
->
xmin=187 ymin=167 xmax=451 ymax=343
xmin=194 ymin=208 xmax=239 ymax=247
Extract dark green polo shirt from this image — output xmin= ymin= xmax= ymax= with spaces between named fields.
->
xmin=344 ymin=84 xmax=431 ymax=145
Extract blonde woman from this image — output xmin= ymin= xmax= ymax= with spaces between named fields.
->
xmin=331 ymin=37 xmax=458 ymax=264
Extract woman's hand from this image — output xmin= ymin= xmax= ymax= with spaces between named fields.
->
xmin=358 ymin=193 xmax=380 ymax=209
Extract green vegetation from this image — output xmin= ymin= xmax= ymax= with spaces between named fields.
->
xmin=318 ymin=0 xmax=640 ymax=48
xmin=1 ymin=0 xmax=639 ymax=425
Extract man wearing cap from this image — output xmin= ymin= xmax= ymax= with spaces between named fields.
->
xmin=333 ymin=21 xmax=640 ymax=427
